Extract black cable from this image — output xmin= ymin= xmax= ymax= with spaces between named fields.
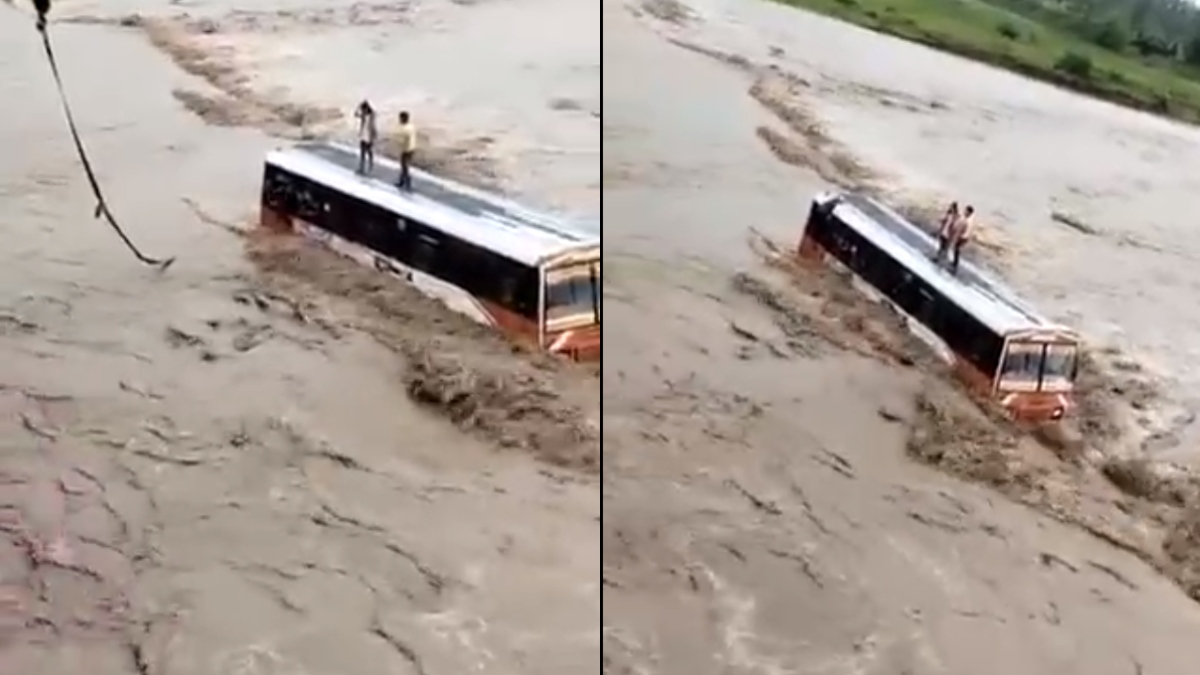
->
xmin=36 ymin=8 xmax=175 ymax=269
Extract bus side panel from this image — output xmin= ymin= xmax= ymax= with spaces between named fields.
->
xmin=260 ymin=164 xmax=295 ymax=233
xmin=407 ymin=269 xmax=495 ymax=326
xmin=537 ymin=267 xmax=547 ymax=350
xmin=305 ymin=219 xmax=543 ymax=338
xmin=936 ymin=304 xmax=1003 ymax=392
xmin=798 ymin=201 xmax=829 ymax=262
xmin=479 ymin=299 xmax=539 ymax=346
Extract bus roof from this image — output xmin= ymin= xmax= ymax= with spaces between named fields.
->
xmin=265 ymin=142 xmax=600 ymax=268
xmin=827 ymin=193 xmax=1070 ymax=337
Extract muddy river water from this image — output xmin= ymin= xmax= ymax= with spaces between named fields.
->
xmin=0 ymin=2 xmax=598 ymax=673
xmin=603 ymin=0 xmax=1200 ymax=672
xmin=619 ymin=0 xmax=1200 ymax=455
xmin=6 ymin=0 xmax=1200 ymax=670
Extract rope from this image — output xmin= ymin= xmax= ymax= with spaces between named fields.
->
xmin=35 ymin=7 xmax=174 ymax=269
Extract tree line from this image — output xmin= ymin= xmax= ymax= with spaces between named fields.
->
xmin=989 ymin=0 xmax=1200 ymax=66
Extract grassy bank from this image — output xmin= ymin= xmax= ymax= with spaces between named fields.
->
xmin=774 ymin=0 xmax=1200 ymax=124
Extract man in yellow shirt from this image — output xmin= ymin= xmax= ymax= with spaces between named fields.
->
xmin=395 ymin=111 xmax=417 ymax=191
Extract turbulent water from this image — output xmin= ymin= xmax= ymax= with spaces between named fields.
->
xmin=602 ymin=0 xmax=1200 ymax=673
xmin=0 ymin=2 xmax=598 ymax=673
xmin=8 ymin=0 xmax=1200 ymax=670
xmin=618 ymin=0 xmax=1200 ymax=456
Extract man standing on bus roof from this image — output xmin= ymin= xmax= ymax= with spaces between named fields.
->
xmin=937 ymin=202 xmax=959 ymax=241
xmin=933 ymin=201 xmax=958 ymax=266
xmin=948 ymin=205 xmax=975 ymax=275
xmin=355 ymin=100 xmax=377 ymax=175
xmin=395 ymin=111 xmax=417 ymax=192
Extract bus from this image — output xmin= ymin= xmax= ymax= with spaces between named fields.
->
xmin=259 ymin=142 xmax=600 ymax=361
xmin=798 ymin=192 xmax=1080 ymax=421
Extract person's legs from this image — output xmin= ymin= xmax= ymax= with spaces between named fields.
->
xmin=365 ymin=142 xmax=374 ymax=173
xmin=933 ymin=235 xmax=949 ymax=265
xmin=357 ymin=141 xmax=369 ymax=173
xmin=399 ymin=151 xmax=413 ymax=190
xmin=951 ymin=240 xmax=963 ymax=273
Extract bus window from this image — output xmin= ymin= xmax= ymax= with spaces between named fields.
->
xmin=1042 ymin=344 xmax=1079 ymax=384
xmin=1000 ymin=342 xmax=1045 ymax=385
xmin=411 ymin=234 xmax=441 ymax=273
xmin=511 ymin=267 xmax=540 ymax=318
xmin=329 ymin=196 xmax=373 ymax=249
xmin=545 ymin=263 xmax=599 ymax=325
xmin=486 ymin=262 xmax=538 ymax=318
xmin=290 ymin=179 xmax=321 ymax=224
xmin=263 ymin=166 xmax=293 ymax=210
xmin=915 ymin=288 xmax=937 ymax=326
xmin=345 ymin=200 xmax=390 ymax=255
xmin=940 ymin=306 xmax=1003 ymax=375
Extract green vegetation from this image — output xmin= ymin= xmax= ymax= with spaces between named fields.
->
xmin=775 ymin=0 xmax=1200 ymax=123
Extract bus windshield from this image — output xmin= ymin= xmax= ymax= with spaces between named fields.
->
xmin=545 ymin=262 xmax=600 ymax=326
xmin=999 ymin=341 xmax=1078 ymax=391
xmin=1041 ymin=343 xmax=1078 ymax=384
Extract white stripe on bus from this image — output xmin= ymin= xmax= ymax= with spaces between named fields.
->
xmin=548 ymin=331 xmax=574 ymax=352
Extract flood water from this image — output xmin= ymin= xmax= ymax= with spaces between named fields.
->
xmin=7 ymin=0 xmax=1200 ymax=669
xmin=0 ymin=4 xmax=598 ymax=673
xmin=601 ymin=1 xmax=1200 ymax=672
xmin=611 ymin=0 xmax=1200 ymax=456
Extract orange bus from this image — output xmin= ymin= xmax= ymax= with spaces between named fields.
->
xmin=800 ymin=192 xmax=1080 ymax=421
xmin=259 ymin=142 xmax=600 ymax=361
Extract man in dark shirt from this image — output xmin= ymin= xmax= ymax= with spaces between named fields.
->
xmin=354 ymin=100 xmax=377 ymax=174
xmin=933 ymin=201 xmax=958 ymax=266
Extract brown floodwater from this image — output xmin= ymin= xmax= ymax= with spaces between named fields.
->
xmin=0 ymin=4 xmax=599 ymax=673
xmin=9 ymin=0 xmax=1200 ymax=670
xmin=602 ymin=0 xmax=1200 ymax=673
xmin=620 ymin=0 xmax=1200 ymax=457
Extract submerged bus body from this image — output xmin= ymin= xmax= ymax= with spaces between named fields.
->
xmin=799 ymin=192 xmax=1079 ymax=421
xmin=259 ymin=142 xmax=600 ymax=361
